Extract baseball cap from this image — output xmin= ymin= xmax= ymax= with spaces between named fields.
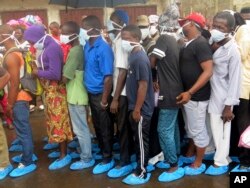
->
xmin=136 ymin=15 xmax=150 ymax=27
xmin=178 ymin=12 xmax=206 ymax=29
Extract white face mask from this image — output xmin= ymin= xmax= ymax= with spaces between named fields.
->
xmin=140 ymin=28 xmax=150 ymax=41
xmin=246 ymin=20 xmax=250 ymax=26
xmin=209 ymin=29 xmax=228 ymax=44
xmin=106 ymin=20 xmax=123 ymax=32
xmin=34 ymin=35 xmax=47 ymax=50
xmin=150 ymin=25 xmax=158 ymax=36
xmin=79 ymin=28 xmax=86 ymax=46
xmin=60 ymin=34 xmax=78 ymax=44
xmin=121 ymin=40 xmax=140 ymax=53
xmin=0 ymin=31 xmax=19 ymax=46
xmin=81 ymin=28 xmax=101 ymax=41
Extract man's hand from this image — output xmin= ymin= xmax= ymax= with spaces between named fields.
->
xmin=221 ymin=106 xmax=234 ymax=124
xmin=153 ymin=82 xmax=159 ymax=92
xmin=110 ymin=99 xmax=119 ymax=114
xmin=100 ymin=100 xmax=108 ymax=110
xmin=30 ymin=61 xmax=38 ymax=76
xmin=176 ymin=91 xmax=192 ymax=105
xmin=132 ymin=110 xmax=141 ymax=122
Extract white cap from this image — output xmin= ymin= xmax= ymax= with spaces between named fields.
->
xmin=148 ymin=15 xmax=159 ymax=24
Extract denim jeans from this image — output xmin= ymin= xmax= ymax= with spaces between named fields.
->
xmin=13 ymin=101 xmax=34 ymax=166
xmin=157 ymin=109 xmax=180 ymax=167
xmin=68 ymin=104 xmax=92 ymax=162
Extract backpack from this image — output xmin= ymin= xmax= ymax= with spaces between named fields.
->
xmin=3 ymin=47 xmax=43 ymax=96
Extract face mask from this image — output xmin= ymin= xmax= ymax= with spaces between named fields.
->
xmin=246 ymin=20 xmax=250 ymax=26
xmin=60 ymin=34 xmax=78 ymax=44
xmin=121 ymin=40 xmax=140 ymax=53
xmin=79 ymin=28 xmax=86 ymax=46
xmin=140 ymin=28 xmax=150 ymax=40
xmin=0 ymin=31 xmax=18 ymax=45
xmin=209 ymin=29 xmax=228 ymax=44
xmin=34 ymin=35 xmax=47 ymax=50
xmin=106 ymin=20 xmax=123 ymax=32
xmin=181 ymin=21 xmax=191 ymax=37
xmin=108 ymin=33 xmax=116 ymax=41
xmin=150 ymin=25 xmax=158 ymax=36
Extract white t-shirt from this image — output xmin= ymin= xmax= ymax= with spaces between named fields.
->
xmin=111 ymin=33 xmax=129 ymax=97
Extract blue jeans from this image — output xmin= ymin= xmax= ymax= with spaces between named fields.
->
xmin=68 ymin=104 xmax=92 ymax=162
xmin=13 ymin=101 xmax=34 ymax=165
xmin=157 ymin=109 xmax=180 ymax=167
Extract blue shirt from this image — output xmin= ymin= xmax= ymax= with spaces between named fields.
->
xmin=126 ymin=50 xmax=154 ymax=118
xmin=84 ymin=36 xmax=114 ymax=94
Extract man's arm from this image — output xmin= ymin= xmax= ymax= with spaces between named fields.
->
xmin=177 ymin=60 xmax=213 ymax=104
xmin=133 ymin=80 xmax=148 ymax=122
xmin=0 ymin=68 xmax=10 ymax=89
xmin=101 ymin=75 xmax=113 ymax=109
xmin=110 ymin=68 xmax=127 ymax=113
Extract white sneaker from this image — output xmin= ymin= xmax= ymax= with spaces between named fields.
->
xmin=29 ymin=105 xmax=35 ymax=112
xmin=39 ymin=105 xmax=44 ymax=110
xmin=148 ymin=152 xmax=164 ymax=165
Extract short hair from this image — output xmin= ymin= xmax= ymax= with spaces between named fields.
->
xmin=240 ymin=7 xmax=250 ymax=14
xmin=214 ymin=11 xmax=235 ymax=31
xmin=234 ymin=12 xmax=246 ymax=26
xmin=122 ymin=25 xmax=141 ymax=41
xmin=62 ymin=21 xmax=80 ymax=35
xmin=82 ymin=15 xmax=101 ymax=30
xmin=49 ymin=21 xmax=60 ymax=28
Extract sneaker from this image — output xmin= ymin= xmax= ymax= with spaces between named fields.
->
xmin=158 ymin=167 xmax=185 ymax=182
xmin=179 ymin=155 xmax=196 ymax=164
xmin=184 ymin=163 xmax=206 ymax=175
xmin=43 ymin=143 xmax=59 ymax=150
xmin=68 ymin=140 xmax=79 ymax=149
xmin=69 ymin=151 xmax=80 ymax=159
xmin=49 ymin=155 xmax=72 ymax=170
xmin=231 ymin=165 xmax=250 ymax=172
xmin=122 ymin=173 xmax=151 ymax=185
xmin=148 ymin=152 xmax=164 ymax=165
xmin=92 ymin=159 xmax=115 ymax=174
xmin=205 ymin=165 xmax=228 ymax=175
xmin=9 ymin=163 xmax=36 ymax=177
xmin=9 ymin=145 xmax=23 ymax=152
xmin=11 ymin=138 xmax=21 ymax=146
xmin=39 ymin=105 xmax=44 ymax=111
xmin=12 ymin=154 xmax=38 ymax=163
xmin=0 ymin=164 xmax=13 ymax=180
xmin=48 ymin=151 xmax=60 ymax=159
xmin=108 ymin=163 xmax=135 ymax=178
xmin=29 ymin=105 xmax=35 ymax=112
xmin=70 ymin=159 xmax=95 ymax=170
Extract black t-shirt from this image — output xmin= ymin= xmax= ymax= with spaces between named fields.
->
xmin=152 ymin=34 xmax=183 ymax=108
xmin=126 ymin=50 xmax=154 ymax=118
xmin=180 ymin=36 xmax=212 ymax=101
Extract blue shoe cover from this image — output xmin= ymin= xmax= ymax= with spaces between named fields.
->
xmin=108 ymin=163 xmax=134 ymax=178
xmin=69 ymin=151 xmax=80 ymax=159
xmin=9 ymin=145 xmax=23 ymax=152
xmin=122 ymin=173 xmax=151 ymax=185
xmin=158 ymin=167 xmax=185 ymax=182
xmin=11 ymin=139 xmax=21 ymax=146
xmin=93 ymin=153 xmax=103 ymax=160
xmin=9 ymin=163 xmax=36 ymax=177
xmin=205 ymin=165 xmax=228 ymax=175
xmin=70 ymin=159 xmax=95 ymax=170
xmin=12 ymin=154 xmax=38 ymax=163
xmin=43 ymin=143 xmax=59 ymax=150
xmin=146 ymin=164 xmax=155 ymax=172
xmin=68 ymin=140 xmax=79 ymax=149
xmin=0 ymin=164 xmax=13 ymax=180
xmin=184 ymin=163 xmax=206 ymax=175
xmin=92 ymin=159 xmax=115 ymax=174
xmin=49 ymin=154 xmax=72 ymax=170
xmin=48 ymin=151 xmax=60 ymax=159
xmin=231 ymin=165 xmax=250 ymax=172
xmin=179 ymin=155 xmax=195 ymax=164
xmin=113 ymin=153 xmax=120 ymax=161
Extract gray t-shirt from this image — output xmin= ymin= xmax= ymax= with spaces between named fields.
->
xmin=152 ymin=34 xmax=183 ymax=109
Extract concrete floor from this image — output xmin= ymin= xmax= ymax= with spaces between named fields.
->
xmin=0 ymin=110 xmax=231 ymax=188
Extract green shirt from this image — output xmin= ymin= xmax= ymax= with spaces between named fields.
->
xmin=63 ymin=45 xmax=88 ymax=105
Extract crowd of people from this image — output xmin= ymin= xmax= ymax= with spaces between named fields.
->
xmin=0 ymin=1 xmax=250 ymax=186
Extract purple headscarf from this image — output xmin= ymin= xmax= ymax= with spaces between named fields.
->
xmin=24 ymin=24 xmax=45 ymax=43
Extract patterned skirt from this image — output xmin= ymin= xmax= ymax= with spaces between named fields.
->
xmin=41 ymin=80 xmax=73 ymax=143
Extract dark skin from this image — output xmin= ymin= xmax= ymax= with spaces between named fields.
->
xmin=82 ymin=20 xmax=112 ymax=110
xmin=109 ymin=14 xmax=128 ymax=114
xmin=49 ymin=24 xmax=60 ymax=37
xmin=0 ymin=68 xmax=10 ymax=89
xmin=0 ymin=30 xmax=21 ymax=119
xmin=211 ymin=17 xmax=234 ymax=125
xmin=121 ymin=30 xmax=147 ymax=122
xmin=176 ymin=21 xmax=213 ymax=168
xmin=14 ymin=28 xmax=25 ymax=44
